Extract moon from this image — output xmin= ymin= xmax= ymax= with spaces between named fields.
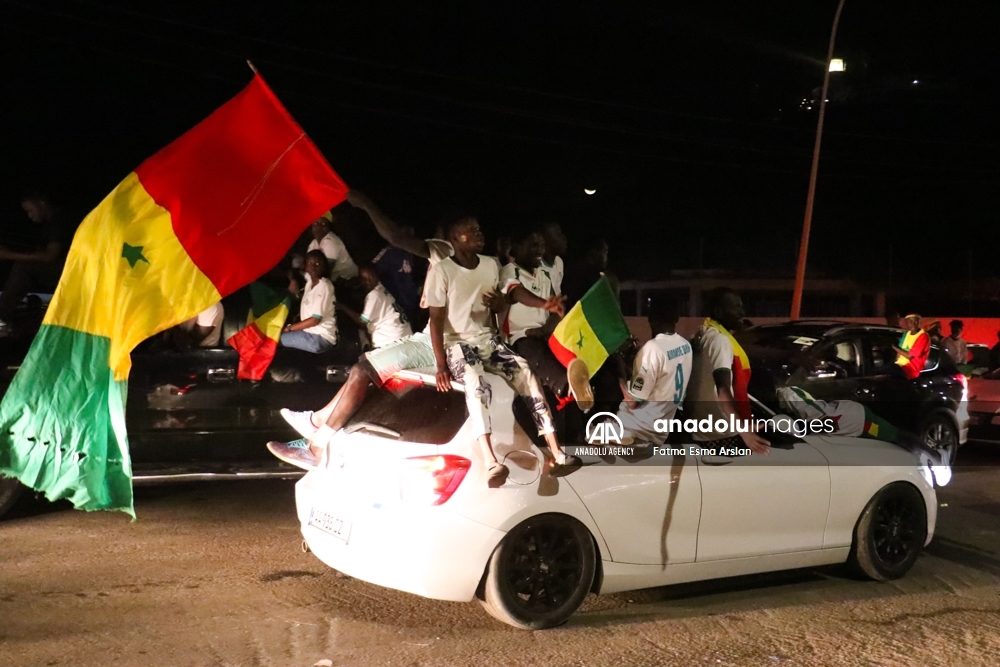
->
xmin=584 ymin=188 xmax=596 ymax=195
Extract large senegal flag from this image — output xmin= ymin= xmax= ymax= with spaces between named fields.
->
xmin=0 ymin=74 xmax=348 ymax=517
xmin=548 ymin=277 xmax=630 ymax=376
xmin=228 ymin=281 xmax=291 ymax=381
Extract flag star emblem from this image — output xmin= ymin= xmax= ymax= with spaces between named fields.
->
xmin=121 ymin=243 xmax=149 ymax=268
xmin=576 ymin=330 xmax=585 ymax=349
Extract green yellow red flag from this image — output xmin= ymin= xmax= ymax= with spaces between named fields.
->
xmin=228 ymin=281 xmax=291 ymax=381
xmin=548 ymin=276 xmax=630 ymax=376
xmin=0 ymin=74 xmax=348 ymax=517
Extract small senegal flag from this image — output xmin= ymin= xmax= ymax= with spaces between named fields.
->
xmin=228 ymin=282 xmax=291 ymax=381
xmin=0 ymin=74 xmax=348 ymax=517
xmin=548 ymin=277 xmax=630 ymax=376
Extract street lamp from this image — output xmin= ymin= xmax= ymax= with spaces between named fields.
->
xmin=790 ymin=0 xmax=847 ymax=320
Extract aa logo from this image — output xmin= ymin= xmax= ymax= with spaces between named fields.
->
xmin=585 ymin=412 xmax=624 ymax=445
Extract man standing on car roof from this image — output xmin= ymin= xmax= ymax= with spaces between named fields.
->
xmin=893 ymin=314 xmax=930 ymax=380
xmin=684 ymin=287 xmax=770 ymax=455
xmin=425 ymin=216 xmax=581 ymax=487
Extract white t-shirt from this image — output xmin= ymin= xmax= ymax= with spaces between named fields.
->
xmin=617 ymin=332 xmax=693 ymax=443
xmin=423 ymin=255 xmax=498 ymax=347
xmin=419 ymin=239 xmax=455 ymax=334
xmin=362 ymin=284 xmax=413 ymax=348
xmin=180 ymin=302 xmax=224 ymax=347
xmin=498 ymin=262 xmax=553 ymax=345
xmin=686 ymin=324 xmax=737 ymax=441
xmin=301 ymin=274 xmax=338 ymax=345
xmin=539 ymin=256 xmax=564 ymax=295
xmin=308 ymin=232 xmax=358 ymax=281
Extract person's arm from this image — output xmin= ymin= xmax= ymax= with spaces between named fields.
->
xmin=712 ymin=368 xmax=770 ymax=455
xmin=336 ymin=303 xmax=365 ymax=328
xmin=347 ymin=190 xmax=432 ymax=259
xmin=429 ymin=306 xmax=451 ymax=392
xmin=284 ymin=317 xmax=320 ymax=332
xmin=0 ymin=241 xmax=62 ymax=262
xmin=506 ymin=285 xmax=565 ymax=317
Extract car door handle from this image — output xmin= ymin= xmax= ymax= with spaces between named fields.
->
xmin=701 ymin=456 xmax=734 ymax=466
xmin=207 ymin=367 xmax=235 ymax=383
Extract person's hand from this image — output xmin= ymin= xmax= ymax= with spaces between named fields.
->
xmin=482 ymin=289 xmax=506 ymax=312
xmin=435 ymin=363 xmax=453 ymax=392
xmin=739 ymin=430 xmax=771 ymax=456
xmin=542 ymin=294 xmax=566 ymax=318
xmin=346 ymin=190 xmax=371 ymax=209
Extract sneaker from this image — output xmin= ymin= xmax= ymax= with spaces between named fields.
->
xmin=566 ymin=359 xmax=594 ymax=411
xmin=550 ymin=453 xmax=582 ymax=477
xmin=280 ymin=408 xmax=319 ymax=438
xmin=267 ymin=439 xmax=320 ymax=470
xmin=487 ymin=463 xmax=510 ymax=488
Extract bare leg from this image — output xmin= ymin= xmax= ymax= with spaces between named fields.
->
xmin=307 ymin=364 xmax=371 ymax=458
xmin=478 ymin=434 xmax=501 ymax=465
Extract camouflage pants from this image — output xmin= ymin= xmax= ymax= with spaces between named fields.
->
xmin=446 ymin=338 xmax=555 ymax=439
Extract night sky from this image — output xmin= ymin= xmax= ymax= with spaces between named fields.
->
xmin=1 ymin=0 xmax=996 ymax=284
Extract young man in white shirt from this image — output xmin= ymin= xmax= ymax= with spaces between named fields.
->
xmin=426 ymin=217 xmax=580 ymax=487
xmin=499 ymin=229 xmax=589 ymax=406
xmin=308 ymin=214 xmax=358 ymax=282
xmin=174 ymin=301 xmax=225 ymax=348
xmin=279 ymin=250 xmax=338 ymax=353
xmin=615 ymin=296 xmax=692 ymax=445
xmin=942 ymin=319 xmax=968 ymax=366
xmin=538 ymin=222 xmax=567 ymax=295
xmin=337 ymin=263 xmax=412 ymax=348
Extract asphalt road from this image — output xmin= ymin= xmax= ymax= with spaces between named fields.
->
xmin=3 ymin=444 xmax=1000 ymax=667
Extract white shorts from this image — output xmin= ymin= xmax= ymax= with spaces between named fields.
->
xmin=363 ymin=331 xmax=436 ymax=384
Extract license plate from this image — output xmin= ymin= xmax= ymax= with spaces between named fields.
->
xmin=308 ymin=508 xmax=352 ymax=543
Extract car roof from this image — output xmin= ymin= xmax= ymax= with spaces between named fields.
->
xmin=748 ymin=321 xmax=905 ymax=338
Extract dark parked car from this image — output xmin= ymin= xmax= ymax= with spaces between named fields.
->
xmin=0 ymin=285 xmax=361 ymax=516
xmin=737 ymin=321 xmax=969 ymax=458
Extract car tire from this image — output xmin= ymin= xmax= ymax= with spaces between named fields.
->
xmin=849 ymin=483 xmax=927 ymax=581
xmin=478 ymin=514 xmax=596 ymax=629
xmin=0 ymin=476 xmax=24 ymax=518
xmin=920 ymin=413 xmax=959 ymax=464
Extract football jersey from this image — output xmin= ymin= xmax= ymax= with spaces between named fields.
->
xmin=616 ymin=332 xmax=693 ymax=444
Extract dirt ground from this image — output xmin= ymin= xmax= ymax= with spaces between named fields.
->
xmin=2 ymin=443 xmax=999 ymax=667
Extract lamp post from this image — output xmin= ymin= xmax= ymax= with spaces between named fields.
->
xmin=790 ymin=0 xmax=847 ymax=319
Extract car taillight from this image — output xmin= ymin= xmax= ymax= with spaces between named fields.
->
xmin=400 ymin=455 xmax=471 ymax=505
xmin=955 ymin=374 xmax=969 ymax=401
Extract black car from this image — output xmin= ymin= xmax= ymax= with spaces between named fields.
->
xmin=0 ymin=285 xmax=362 ymax=516
xmin=737 ymin=321 xmax=969 ymax=458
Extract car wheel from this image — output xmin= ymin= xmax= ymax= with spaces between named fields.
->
xmin=0 ymin=476 xmax=24 ymax=518
xmin=849 ymin=483 xmax=927 ymax=581
xmin=479 ymin=514 xmax=596 ymax=629
xmin=920 ymin=414 xmax=959 ymax=464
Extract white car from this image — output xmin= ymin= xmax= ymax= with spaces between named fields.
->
xmin=295 ymin=369 xmax=938 ymax=629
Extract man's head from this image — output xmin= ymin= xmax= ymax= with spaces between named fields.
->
xmin=21 ymin=192 xmax=56 ymax=223
xmin=949 ymin=320 xmax=964 ymax=338
xmin=512 ymin=230 xmax=545 ymax=270
xmin=707 ymin=287 xmax=744 ymax=332
xmin=304 ymin=249 xmax=328 ymax=280
xmin=310 ymin=218 xmax=330 ymax=242
xmin=904 ymin=313 xmax=921 ymax=333
xmin=444 ymin=214 xmax=484 ymax=254
xmin=583 ymin=237 xmax=609 ymax=270
xmin=886 ymin=310 xmax=901 ymax=327
xmin=539 ymin=222 xmax=567 ymax=258
xmin=357 ymin=263 xmax=380 ymax=291
xmin=648 ymin=295 xmax=680 ymax=334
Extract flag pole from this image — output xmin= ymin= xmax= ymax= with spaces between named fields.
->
xmin=246 ymin=60 xmax=259 ymax=74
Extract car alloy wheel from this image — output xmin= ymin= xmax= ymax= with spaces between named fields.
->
xmin=479 ymin=514 xmax=596 ymax=629
xmin=850 ymin=482 xmax=927 ymax=581
xmin=921 ymin=415 xmax=959 ymax=464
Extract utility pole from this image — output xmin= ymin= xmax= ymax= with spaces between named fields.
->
xmin=790 ymin=0 xmax=847 ymax=319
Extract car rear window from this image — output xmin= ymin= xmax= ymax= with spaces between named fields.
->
xmin=345 ymin=383 xmax=468 ymax=444
xmin=737 ymin=326 xmax=829 ymax=351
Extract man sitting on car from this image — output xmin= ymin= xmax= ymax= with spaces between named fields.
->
xmin=335 ymin=263 xmax=412 ymax=349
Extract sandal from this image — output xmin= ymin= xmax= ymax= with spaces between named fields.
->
xmin=487 ymin=463 xmax=510 ymax=488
